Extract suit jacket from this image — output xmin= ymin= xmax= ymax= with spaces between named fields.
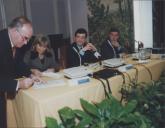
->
xmin=24 ymin=49 xmax=57 ymax=72
xmin=67 ymin=42 xmax=98 ymax=67
xmin=0 ymin=29 xmax=31 ymax=92
xmin=101 ymin=39 xmax=124 ymax=60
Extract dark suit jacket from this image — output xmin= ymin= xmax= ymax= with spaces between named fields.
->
xmin=101 ymin=39 xmax=124 ymax=60
xmin=67 ymin=42 xmax=98 ymax=67
xmin=0 ymin=29 xmax=31 ymax=92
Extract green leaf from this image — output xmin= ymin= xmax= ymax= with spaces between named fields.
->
xmin=58 ymin=107 xmax=76 ymax=127
xmin=118 ymin=100 xmax=137 ymax=117
xmin=76 ymin=118 xmax=92 ymax=128
xmin=118 ymin=113 xmax=138 ymax=124
xmin=80 ymin=98 xmax=100 ymax=118
xmin=46 ymin=117 xmax=59 ymax=128
xmin=107 ymin=94 xmax=123 ymax=117
xmin=95 ymin=99 xmax=112 ymax=119
xmin=74 ymin=109 xmax=91 ymax=119
xmin=96 ymin=99 xmax=111 ymax=110
xmin=58 ymin=107 xmax=75 ymax=120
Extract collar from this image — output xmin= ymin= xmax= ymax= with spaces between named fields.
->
xmin=107 ymin=40 xmax=116 ymax=57
xmin=8 ymin=29 xmax=14 ymax=48
xmin=76 ymin=44 xmax=83 ymax=50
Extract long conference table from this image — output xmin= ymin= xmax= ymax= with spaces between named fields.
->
xmin=7 ymin=55 xmax=165 ymax=128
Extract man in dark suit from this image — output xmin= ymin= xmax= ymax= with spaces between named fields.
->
xmin=0 ymin=16 xmax=35 ymax=128
xmin=67 ymin=28 xmax=101 ymax=67
xmin=101 ymin=28 xmax=125 ymax=60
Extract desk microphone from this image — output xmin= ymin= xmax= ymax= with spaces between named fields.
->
xmin=94 ymin=51 xmax=101 ymax=59
xmin=94 ymin=51 xmax=102 ymax=65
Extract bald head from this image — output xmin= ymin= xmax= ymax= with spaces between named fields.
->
xmin=8 ymin=16 xmax=33 ymax=48
xmin=8 ymin=16 xmax=32 ymax=29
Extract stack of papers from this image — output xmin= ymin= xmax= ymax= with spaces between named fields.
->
xmin=32 ymin=79 xmax=65 ymax=89
xmin=102 ymin=58 xmax=124 ymax=67
xmin=63 ymin=66 xmax=93 ymax=79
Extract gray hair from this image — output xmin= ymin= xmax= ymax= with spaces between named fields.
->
xmin=8 ymin=16 xmax=32 ymax=29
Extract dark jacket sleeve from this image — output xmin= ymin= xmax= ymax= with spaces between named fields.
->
xmin=67 ymin=44 xmax=80 ymax=68
xmin=15 ymin=49 xmax=31 ymax=77
xmin=101 ymin=41 xmax=114 ymax=60
xmin=0 ymin=29 xmax=23 ymax=92
xmin=82 ymin=50 xmax=98 ymax=63
xmin=0 ymin=78 xmax=17 ymax=92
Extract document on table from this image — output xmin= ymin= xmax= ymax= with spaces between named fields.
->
xmin=102 ymin=58 xmax=125 ymax=67
xmin=32 ymin=79 xmax=66 ymax=89
xmin=42 ymin=72 xmax=63 ymax=79
xmin=63 ymin=66 xmax=93 ymax=78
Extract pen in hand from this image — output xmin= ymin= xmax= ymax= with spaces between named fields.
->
xmin=30 ymin=74 xmax=46 ymax=84
xmin=18 ymin=77 xmax=34 ymax=89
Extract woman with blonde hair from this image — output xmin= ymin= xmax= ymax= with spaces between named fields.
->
xmin=24 ymin=34 xmax=57 ymax=76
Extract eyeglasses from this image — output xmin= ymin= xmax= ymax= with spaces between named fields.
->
xmin=16 ymin=29 xmax=30 ymax=42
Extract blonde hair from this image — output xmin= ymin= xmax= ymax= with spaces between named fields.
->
xmin=29 ymin=34 xmax=54 ymax=59
xmin=32 ymin=34 xmax=51 ymax=53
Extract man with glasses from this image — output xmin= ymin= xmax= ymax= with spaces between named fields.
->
xmin=16 ymin=28 xmax=30 ymax=42
xmin=0 ymin=16 xmax=38 ymax=128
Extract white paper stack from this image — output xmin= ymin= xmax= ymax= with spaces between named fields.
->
xmin=63 ymin=66 xmax=93 ymax=79
xmin=102 ymin=58 xmax=124 ymax=67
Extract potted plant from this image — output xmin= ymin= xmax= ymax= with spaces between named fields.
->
xmin=120 ymin=77 xmax=165 ymax=128
xmin=46 ymin=94 xmax=151 ymax=128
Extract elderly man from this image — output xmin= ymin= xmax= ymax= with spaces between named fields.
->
xmin=0 ymin=16 xmax=36 ymax=128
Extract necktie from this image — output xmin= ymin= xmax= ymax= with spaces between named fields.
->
xmin=12 ymin=47 xmax=16 ymax=58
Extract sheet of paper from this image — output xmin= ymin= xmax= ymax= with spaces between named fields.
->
xmin=32 ymin=79 xmax=66 ymax=89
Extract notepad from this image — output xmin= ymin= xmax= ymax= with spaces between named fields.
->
xmin=32 ymin=79 xmax=66 ymax=89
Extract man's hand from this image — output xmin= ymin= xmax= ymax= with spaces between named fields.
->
xmin=112 ymin=41 xmax=120 ymax=48
xmin=18 ymin=78 xmax=34 ymax=89
xmin=82 ymin=43 xmax=97 ymax=51
xmin=30 ymin=74 xmax=46 ymax=83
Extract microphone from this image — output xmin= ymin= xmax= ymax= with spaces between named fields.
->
xmin=94 ymin=51 xmax=101 ymax=59
xmin=94 ymin=51 xmax=102 ymax=65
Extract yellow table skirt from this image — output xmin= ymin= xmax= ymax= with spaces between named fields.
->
xmin=7 ymin=57 xmax=165 ymax=128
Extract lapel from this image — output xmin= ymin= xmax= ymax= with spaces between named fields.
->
xmin=3 ymin=30 xmax=16 ymax=75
